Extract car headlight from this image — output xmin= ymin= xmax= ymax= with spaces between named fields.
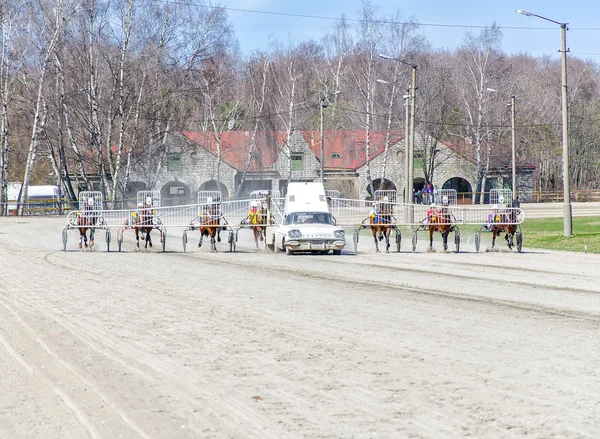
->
xmin=288 ymin=229 xmax=302 ymax=239
xmin=334 ymin=229 xmax=345 ymax=239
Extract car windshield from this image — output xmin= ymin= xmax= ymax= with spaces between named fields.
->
xmin=285 ymin=212 xmax=333 ymax=225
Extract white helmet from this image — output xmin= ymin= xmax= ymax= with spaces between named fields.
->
xmin=442 ymin=195 xmax=449 ymax=204
xmin=137 ymin=202 xmax=143 ymax=208
xmin=493 ymin=204 xmax=499 ymax=209
xmin=372 ymin=202 xmax=377 ymax=208
xmin=383 ymin=196 xmax=389 ymax=202
xmin=430 ymin=203 xmax=436 ymax=208
xmin=87 ymin=197 xmax=94 ymax=206
xmin=250 ymin=201 xmax=258 ymax=207
xmin=146 ymin=196 xmax=152 ymax=204
xmin=498 ymin=195 xmax=505 ymax=203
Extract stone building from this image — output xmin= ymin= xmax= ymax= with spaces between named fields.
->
xmin=127 ymin=129 xmax=533 ymax=204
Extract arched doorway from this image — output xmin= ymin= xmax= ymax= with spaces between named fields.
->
xmin=366 ymin=178 xmax=397 ymax=199
xmin=413 ymin=177 xmax=426 ymax=191
xmin=443 ymin=177 xmax=473 ymax=204
xmin=161 ymin=181 xmax=190 ymax=206
xmin=199 ymin=180 xmax=229 ymax=199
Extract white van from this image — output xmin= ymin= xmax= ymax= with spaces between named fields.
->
xmin=266 ymin=182 xmax=346 ymax=255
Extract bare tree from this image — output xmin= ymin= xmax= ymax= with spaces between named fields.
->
xmin=453 ymin=23 xmax=504 ymax=203
xmin=18 ymin=0 xmax=82 ymax=215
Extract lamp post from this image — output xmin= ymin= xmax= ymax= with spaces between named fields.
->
xmin=517 ymin=9 xmax=571 ymax=236
xmin=319 ymin=90 xmax=341 ymax=185
xmin=487 ymin=88 xmax=518 ymax=201
xmin=379 ymin=54 xmax=417 ymax=220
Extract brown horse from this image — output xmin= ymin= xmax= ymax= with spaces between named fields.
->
xmin=77 ymin=212 xmax=96 ymax=249
xmin=491 ymin=209 xmax=518 ymax=250
xmin=197 ymin=204 xmax=222 ymax=252
xmin=134 ymin=204 xmax=154 ymax=250
xmin=428 ymin=207 xmax=452 ymax=251
xmin=370 ymin=204 xmax=394 ymax=252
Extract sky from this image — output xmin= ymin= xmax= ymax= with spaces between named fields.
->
xmin=223 ymin=0 xmax=600 ymax=60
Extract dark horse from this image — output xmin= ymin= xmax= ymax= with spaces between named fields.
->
xmin=196 ymin=203 xmax=222 ymax=252
xmin=428 ymin=207 xmax=452 ymax=251
xmin=134 ymin=204 xmax=154 ymax=250
xmin=370 ymin=204 xmax=394 ymax=253
xmin=77 ymin=211 xmax=96 ymax=249
xmin=491 ymin=208 xmax=518 ymax=250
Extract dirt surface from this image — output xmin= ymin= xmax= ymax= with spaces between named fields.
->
xmin=1 ymin=216 xmax=600 ymax=438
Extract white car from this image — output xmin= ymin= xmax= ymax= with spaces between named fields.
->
xmin=274 ymin=211 xmax=346 ymax=255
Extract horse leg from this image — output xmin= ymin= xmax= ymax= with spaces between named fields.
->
xmin=135 ymin=229 xmax=140 ymax=248
xmin=89 ymin=229 xmax=95 ymax=248
xmin=217 ymin=228 xmax=221 ymax=243
xmin=211 ymin=235 xmax=217 ymax=252
xmin=146 ymin=231 xmax=152 ymax=249
xmin=373 ymin=229 xmax=380 ymax=252
xmin=442 ymin=231 xmax=448 ymax=251
xmin=198 ymin=233 xmax=203 ymax=248
xmin=385 ymin=230 xmax=390 ymax=253
xmin=254 ymin=229 xmax=259 ymax=250
xmin=491 ymin=230 xmax=497 ymax=248
xmin=429 ymin=228 xmax=434 ymax=250
xmin=78 ymin=230 xmax=83 ymax=249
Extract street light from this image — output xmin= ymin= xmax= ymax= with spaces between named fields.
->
xmin=517 ymin=9 xmax=572 ymax=236
xmin=379 ymin=54 xmax=417 ymax=219
xmin=319 ymin=90 xmax=341 ymax=184
xmin=487 ymin=88 xmax=518 ymax=201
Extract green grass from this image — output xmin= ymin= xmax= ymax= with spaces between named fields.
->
xmin=345 ymin=216 xmax=600 ymax=253
xmin=520 ymin=216 xmax=600 ymax=253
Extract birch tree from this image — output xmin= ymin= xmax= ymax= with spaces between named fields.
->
xmin=18 ymin=0 xmax=82 ymax=215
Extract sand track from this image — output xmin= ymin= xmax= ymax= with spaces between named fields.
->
xmin=1 ymin=217 xmax=599 ymax=438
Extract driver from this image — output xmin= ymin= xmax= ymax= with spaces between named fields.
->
xmin=484 ymin=204 xmax=501 ymax=230
xmin=425 ymin=202 xmax=437 ymax=224
xmin=247 ymin=200 xmax=259 ymax=225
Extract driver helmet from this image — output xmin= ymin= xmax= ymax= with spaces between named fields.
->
xmin=493 ymin=204 xmax=499 ymax=210
xmin=383 ymin=196 xmax=389 ymax=202
xmin=430 ymin=203 xmax=436 ymax=208
xmin=372 ymin=202 xmax=377 ymax=208
xmin=250 ymin=200 xmax=258 ymax=208
xmin=137 ymin=202 xmax=143 ymax=208
xmin=442 ymin=195 xmax=449 ymax=205
xmin=146 ymin=196 xmax=152 ymax=205
xmin=87 ymin=197 xmax=94 ymax=206
xmin=498 ymin=195 xmax=505 ymax=204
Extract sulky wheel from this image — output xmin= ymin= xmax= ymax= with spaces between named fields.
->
xmin=455 ymin=232 xmax=460 ymax=253
xmin=105 ymin=228 xmax=111 ymax=252
xmin=516 ymin=232 xmax=523 ymax=253
xmin=353 ymin=229 xmax=360 ymax=254
xmin=162 ymin=229 xmax=167 ymax=252
xmin=412 ymin=230 xmax=418 ymax=253
xmin=474 ymin=232 xmax=480 ymax=253
xmin=395 ymin=230 xmax=401 ymax=252
xmin=62 ymin=228 xmax=68 ymax=252
xmin=228 ymin=231 xmax=235 ymax=252
xmin=182 ymin=230 xmax=187 ymax=252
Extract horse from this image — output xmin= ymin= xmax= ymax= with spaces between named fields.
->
xmin=77 ymin=210 xmax=96 ymax=249
xmin=196 ymin=203 xmax=222 ymax=252
xmin=490 ymin=209 xmax=518 ymax=250
xmin=249 ymin=199 xmax=270 ymax=250
xmin=370 ymin=204 xmax=394 ymax=253
xmin=428 ymin=207 xmax=453 ymax=251
xmin=134 ymin=203 xmax=154 ymax=250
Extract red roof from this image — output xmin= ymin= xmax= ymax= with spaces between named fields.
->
xmin=181 ymin=131 xmax=284 ymax=171
xmin=182 ymin=130 xmax=407 ymax=171
xmin=302 ymin=130 xmax=406 ymax=169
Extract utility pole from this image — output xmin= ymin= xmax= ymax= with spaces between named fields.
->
xmin=320 ymin=97 xmax=326 ymax=185
xmin=511 ymin=95 xmax=517 ymax=201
